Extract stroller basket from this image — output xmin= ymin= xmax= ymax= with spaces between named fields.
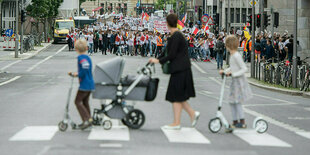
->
xmin=93 ymin=57 xmax=159 ymax=101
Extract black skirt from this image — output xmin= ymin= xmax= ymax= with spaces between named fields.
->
xmin=166 ymin=69 xmax=196 ymax=102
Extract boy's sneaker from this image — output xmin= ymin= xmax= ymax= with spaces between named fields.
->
xmin=235 ymin=123 xmax=247 ymax=129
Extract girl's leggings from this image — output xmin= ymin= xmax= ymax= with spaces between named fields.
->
xmin=230 ymin=103 xmax=245 ymax=121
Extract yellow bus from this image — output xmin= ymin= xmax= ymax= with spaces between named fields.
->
xmin=53 ymin=19 xmax=75 ymax=43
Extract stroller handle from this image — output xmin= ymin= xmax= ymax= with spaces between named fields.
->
xmin=139 ymin=63 xmax=155 ymax=76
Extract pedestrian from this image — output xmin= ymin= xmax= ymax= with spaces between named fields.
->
xmin=155 ymin=32 xmax=163 ymax=58
xmin=285 ymin=38 xmax=294 ymax=62
xmin=255 ymin=39 xmax=262 ymax=62
xmin=265 ymin=39 xmax=275 ymax=60
xmin=220 ymin=35 xmax=253 ymax=128
xmin=93 ymin=30 xmax=99 ymax=53
xmin=216 ymin=37 xmax=225 ymax=69
xmin=86 ymin=32 xmax=94 ymax=55
xmin=68 ymin=39 xmax=95 ymax=130
xmin=149 ymin=14 xmax=199 ymax=130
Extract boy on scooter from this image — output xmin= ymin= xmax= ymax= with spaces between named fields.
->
xmin=68 ymin=39 xmax=95 ymax=130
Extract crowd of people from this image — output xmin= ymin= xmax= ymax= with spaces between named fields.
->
xmin=65 ymin=15 xmax=299 ymax=73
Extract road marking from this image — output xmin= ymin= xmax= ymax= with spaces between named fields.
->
xmin=0 ymin=60 xmax=21 ymax=71
xmin=243 ymin=107 xmax=306 ymax=133
xmin=304 ymin=107 xmax=310 ymax=112
xmin=9 ymin=126 xmax=58 ymax=141
xmin=99 ymin=143 xmax=123 ymax=148
xmin=0 ymin=76 xmax=21 ymax=86
xmin=295 ymin=132 xmax=310 ymax=139
xmin=88 ymin=126 xmax=130 ymax=141
xmin=233 ymin=129 xmax=292 ymax=147
xmin=26 ymin=45 xmax=66 ymax=72
xmin=192 ymin=62 xmax=206 ymax=74
xmin=243 ymin=102 xmax=297 ymax=107
xmin=288 ymin=117 xmax=310 ymax=120
xmin=161 ymin=127 xmax=210 ymax=144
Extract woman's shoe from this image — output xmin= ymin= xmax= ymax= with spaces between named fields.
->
xmin=162 ymin=125 xmax=181 ymax=130
xmin=191 ymin=111 xmax=200 ymax=127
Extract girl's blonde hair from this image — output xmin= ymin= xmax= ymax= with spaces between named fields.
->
xmin=75 ymin=39 xmax=88 ymax=53
xmin=225 ymin=35 xmax=239 ymax=51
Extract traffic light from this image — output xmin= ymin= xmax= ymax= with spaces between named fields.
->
xmin=215 ymin=13 xmax=219 ymax=25
xmin=256 ymin=14 xmax=261 ymax=28
xmin=264 ymin=13 xmax=271 ymax=28
xmin=21 ymin=10 xmax=27 ymax=23
xmin=274 ymin=12 xmax=279 ymax=28
xmin=247 ymin=15 xmax=253 ymax=29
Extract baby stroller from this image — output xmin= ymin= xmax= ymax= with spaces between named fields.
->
xmin=92 ymin=57 xmax=159 ymax=129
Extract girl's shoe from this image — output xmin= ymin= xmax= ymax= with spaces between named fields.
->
xmin=235 ymin=123 xmax=247 ymax=129
xmin=162 ymin=125 xmax=181 ymax=130
xmin=191 ymin=111 xmax=200 ymax=127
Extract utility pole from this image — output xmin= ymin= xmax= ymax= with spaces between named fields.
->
xmin=251 ymin=0 xmax=255 ymax=77
xmin=271 ymin=6 xmax=274 ymax=44
xmin=239 ymin=0 xmax=242 ymax=30
xmin=260 ymin=0 xmax=264 ymax=32
xmin=227 ymin=0 xmax=230 ymax=34
xmin=233 ymin=0 xmax=236 ymax=33
xmin=204 ymin=0 xmax=207 ymax=14
xmin=20 ymin=0 xmax=24 ymax=54
xmin=292 ymin=0 xmax=298 ymax=88
xmin=15 ymin=0 xmax=19 ymax=58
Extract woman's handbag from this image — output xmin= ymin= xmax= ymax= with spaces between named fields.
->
xmin=161 ymin=48 xmax=170 ymax=74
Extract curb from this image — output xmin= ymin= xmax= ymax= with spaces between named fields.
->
xmin=0 ymin=43 xmax=53 ymax=61
xmin=302 ymin=92 xmax=310 ymax=98
xmin=22 ymin=43 xmax=53 ymax=60
xmin=247 ymin=78 xmax=304 ymax=96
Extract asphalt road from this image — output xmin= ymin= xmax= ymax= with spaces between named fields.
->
xmin=0 ymin=44 xmax=309 ymax=155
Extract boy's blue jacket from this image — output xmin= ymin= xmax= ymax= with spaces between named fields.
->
xmin=77 ymin=54 xmax=95 ymax=91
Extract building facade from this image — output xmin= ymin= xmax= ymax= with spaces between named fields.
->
xmin=81 ymin=0 xmax=156 ymax=17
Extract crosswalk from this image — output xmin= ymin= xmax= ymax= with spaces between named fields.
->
xmin=9 ymin=123 xmax=310 ymax=147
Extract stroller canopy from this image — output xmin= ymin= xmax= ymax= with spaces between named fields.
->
xmin=94 ymin=57 xmax=125 ymax=85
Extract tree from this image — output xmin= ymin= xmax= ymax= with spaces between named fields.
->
xmin=26 ymin=0 xmax=64 ymax=44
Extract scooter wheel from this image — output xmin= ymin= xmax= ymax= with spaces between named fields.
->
xmin=255 ymin=119 xmax=268 ymax=133
xmin=58 ymin=121 xmax=68 ymax=132
xmin=103 ymin=120 xmax=112 ymax=130
xmin=208 ymin=118 xmax=222 ymax=133
xmin=123 ymin=109 xmax=145 ymax=129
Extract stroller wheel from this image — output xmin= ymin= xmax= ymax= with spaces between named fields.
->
xmin=123 ymin=109 xmax=145 ymax=129
xmin=103 ymin=120 xmax=112 ymax=130
xmin=58 ymin=121 xmax=68 ymax=132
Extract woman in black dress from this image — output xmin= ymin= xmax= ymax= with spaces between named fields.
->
xmin=149 ymin=14 xmax=200 ymax=130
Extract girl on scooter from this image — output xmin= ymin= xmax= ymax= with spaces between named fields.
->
xmin=220 ymin=35 xmax=253 ymax=128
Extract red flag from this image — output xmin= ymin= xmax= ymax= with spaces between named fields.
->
xmin=192 ymin=27 xmax=199 ymax=35
xmin=177 ymin=20 xmax=185 ymax=30
xmin=181 ymin=13 xmax=187 ymax=24
xmin=204 ymin=25 xmax=209 ymax=32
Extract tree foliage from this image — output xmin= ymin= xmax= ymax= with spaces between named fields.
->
xmin=26 ymin=0 xmax=64 ymax=20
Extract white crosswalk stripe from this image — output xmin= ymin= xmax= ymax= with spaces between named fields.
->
xmin=233 ymin=129 xmax=292 ymax=147
xmin=9 ymin=125 xmax=300 ymax=148
xmin=296 ymin=132 xmax=310 ymax=139
xmin=9 ymin=126 xmax=58 ymax=141
xmin=88 ymin=125 xmax=130 ymax=141
xmin=161 ymin=127 xmax=211 ymax=144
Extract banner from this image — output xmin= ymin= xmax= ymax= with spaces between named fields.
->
xmin=154 ymin=18 xmax=169 ymax=33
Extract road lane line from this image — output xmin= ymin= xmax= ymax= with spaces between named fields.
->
xmin=0 ymin=76 xmax=21 ymax=86
xmin=88 ymin=126 xmax=130 ymax=141
xmin=0 ymin=60 xmax=22 ymax=71
xmin=233 ymin=129 xmax=292 ymax=147
xmin=295 ymin=132 xmax=310 ymax=139
xmin=9 ymin=126 xmax=58 ymax=141
xmin=26 ymin=45 xmax=67 ymax=72
xmin=99 ymin=143 xmax=123 ymax=148
xmin=192 ymin=62 xmax=206 ymax=74
xmin=161 ymin=127 xmax=210 ymax=144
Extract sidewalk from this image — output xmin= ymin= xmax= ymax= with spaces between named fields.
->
xmin=0 ymin=42 xmax=52 ymax=61
xmin=245 ymin=64 xmax=310 ymax=98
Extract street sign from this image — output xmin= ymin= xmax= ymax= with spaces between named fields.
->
xmin=136 ymin=2 xmax=140 ymax=8
xmin=249 ymin=0 xmax=259 ymax=7
xmin=201 ymin=15 xmax=209 ymax=23
xmin=231 ymin=23 xmax=246 ymax=27
xmin=3 ymin=17 xmax=16 ymax=22
xmin=5 ymin=29 xmax=13 ymax=37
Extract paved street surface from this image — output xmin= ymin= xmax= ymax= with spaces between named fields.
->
xmin=0 ymin=44 xmax=309 ymax=155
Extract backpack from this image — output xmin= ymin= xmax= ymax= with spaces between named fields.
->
xmin=216 ymin=41 xmax=225 ymax=54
